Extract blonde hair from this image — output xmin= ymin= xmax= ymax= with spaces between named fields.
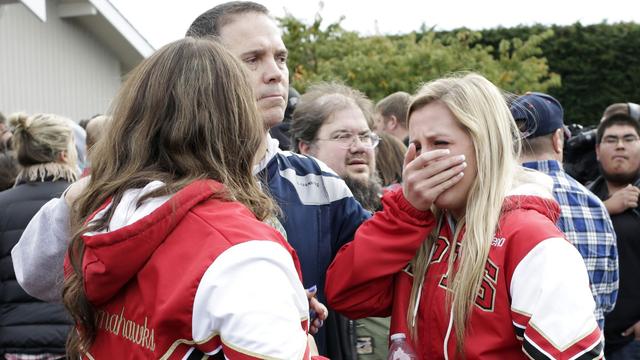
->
xmin=9 ymin=112 xmax=78 ymax=183
xmin=406 ymin=73 xmax=522 ymax=352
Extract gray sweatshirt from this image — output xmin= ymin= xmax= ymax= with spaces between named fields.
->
xmin=11 ymin=196 xmax=70 ymax=302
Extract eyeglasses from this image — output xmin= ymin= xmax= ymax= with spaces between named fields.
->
xmin=315 ymin=132 xmax=380 ymax=149
xmin=601 ymin=135 xmax=640 ymax=146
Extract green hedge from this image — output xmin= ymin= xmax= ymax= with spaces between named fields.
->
xmin=281 ymin=11 xmax=640 ymax=127
xmin=475 ymin=23 xmax=640 ymax=126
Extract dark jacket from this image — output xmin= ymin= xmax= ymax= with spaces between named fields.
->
xmin=0 ymin=179 xmax=72 ymax=355
xmin=257 ymin=138 xmax=370 ymax=357
xmin=589 ymin=176 xmax=640 ymax=354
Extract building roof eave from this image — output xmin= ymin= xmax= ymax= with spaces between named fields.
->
xmin=58 ymin=0 xmax=154 ymax=74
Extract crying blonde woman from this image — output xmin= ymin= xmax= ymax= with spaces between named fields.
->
xmin=326 ymin=73 xmax=602 ymax=359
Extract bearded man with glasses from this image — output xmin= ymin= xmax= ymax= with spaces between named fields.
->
xmin=291 ymin=83 xmax=383 ymax=213
xmin=589 ymin=102 xmax=640 ymax=359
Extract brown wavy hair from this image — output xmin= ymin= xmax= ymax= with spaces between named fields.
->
xmin=62 ymin=37 xmax=276 ymax=357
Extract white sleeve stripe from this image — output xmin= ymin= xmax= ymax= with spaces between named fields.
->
xmin=207 ymin=345 xmax=222 ymax=356
xmin=279 ymin=167 xmax=352 ymax=204
xmin=192 ymin=240 xmax=309 ymax=360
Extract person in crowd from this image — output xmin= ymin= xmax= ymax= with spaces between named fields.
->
xmin=81 ymin=115 xmax=111 ymax=176
xmin=78 ymin=117 xmax=91 ymax=130
xmin=291 ymin=82 xmax=383 ymax=212
xmin=60 ymin=37 xmax=327 ymax=359
xmin=0 ymin=112 xmax=12 ymax=151
xmin=64 ymin=118 xmax=87 ymax=173
xmin=511 ymin=92 xmax=618 ymax=330
xmin=0 ymin=151 xmax=18 ymax=191
xmin=0 ymin=112 xmax=77 ymax=359
xmin=375 ymin=132 xmax=407 ymax=189
xmin=588 ymin=102 xmax=640 ymax=359
xmin=325 ymin=73 xmax=603 ymax=359
xmin=84 ymin=115 xmax=110 ymax=152
xmin=290 ymin=82 xmax=389 ymax=359
xmin=13 ymin=1 xmax=368 ymax=356
xmin=270 ymin=86 xmax=301 ymax=151
xmin=374 ymin=91 xmax=411 ymax=146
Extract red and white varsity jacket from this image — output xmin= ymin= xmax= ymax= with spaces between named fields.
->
xmin=65 ymin=180 xmax=325 ymax=359
xmin=326 ymin=181 xmax=603 ymax=359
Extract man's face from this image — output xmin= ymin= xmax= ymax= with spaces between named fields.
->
xmin=307 ymin=104 xmax=376 ymax=184
xmin=596 ymin=124 xmax=640 ymax=185
xmin=219 ymin=12 xmax=289 ymax=129
xmin=373 ymin=113 xmax=386 ymax=133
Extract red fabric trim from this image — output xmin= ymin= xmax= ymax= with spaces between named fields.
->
xmin=197 ymin=335 xmax=222 ymax=354
xmin=221 ymin=344 xmax=267 ymax=360
xmin=525 ymin=322 xmax=602 ymax=359
xmin=510 ymin=309 xmax=531 ymax=328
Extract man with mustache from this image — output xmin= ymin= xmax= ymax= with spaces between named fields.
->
xmin=12 ymin=2 xmax=370 ymax=357
xmin=588 ymin=102 xmax=640 ymax=359
xmin=290 ymin=82 xmax=389 ymax=359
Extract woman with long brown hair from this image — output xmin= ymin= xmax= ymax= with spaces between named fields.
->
xmin=62 ymin=37 xmax=323 ymax=359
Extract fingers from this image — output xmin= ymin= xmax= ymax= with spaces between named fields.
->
xmin=404 ymin=148 xmax=452 ymax=173
xmin=409 ymin=155 xmax=466 ymax=183
xmin=305 ymin=285 xmax=317 ymax=299
xmin=403 ymin=143 xmax=418 ymax=169
xmin=309 ymin=317 xmax=324 ymax=335
xmin=622 ymin=321 xmax=640 ymax=339
xmin=413 ymin=167 xmax=465 ymax=197
xmin=403 ymin=149 xmax=467 ymax=211
xmin=625 ymin=184 xmax=640 ymax=196
xmin=305 ymin=285 xmax=327 ymax=335
xmin=310 ymin=299 xmax=328 ymax=321
xmin=621 ymin=186 xmax=640 ymax=208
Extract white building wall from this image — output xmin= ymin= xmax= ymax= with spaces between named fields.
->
xmin=0 ymin=0 xmax=122 ymax=121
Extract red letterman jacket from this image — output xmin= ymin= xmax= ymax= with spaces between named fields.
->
xmin=326 ymin=188 xmax=603 ymax=360
xmin=64 ymin=180 xmax=326 ymax=359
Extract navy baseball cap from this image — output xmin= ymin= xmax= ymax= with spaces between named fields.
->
xmin=510 ymin=92 xmax=566 ymax=139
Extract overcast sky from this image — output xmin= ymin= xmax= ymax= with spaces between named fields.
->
xmin=109 ymin=0 xmax=640 ymax=49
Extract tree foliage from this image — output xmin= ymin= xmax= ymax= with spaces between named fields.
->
xmin=279 ymin=13 xmax=560 ymax=101
xmin=478 ymin=22 xmax=640 ymax=125
xmin=279 ymin=10 xmax=640 ymax=126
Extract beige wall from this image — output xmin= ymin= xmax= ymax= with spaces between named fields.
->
xmin=0 ymin=0 xmax=122 ymax=121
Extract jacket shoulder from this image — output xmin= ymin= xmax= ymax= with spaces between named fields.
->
xmin=187 ymin=200 xmax=288 ymax=249
xmin=0 ymin=181 xmax=70 ymax=203
xmin=269 ymin=152 xmax=354 ymax=205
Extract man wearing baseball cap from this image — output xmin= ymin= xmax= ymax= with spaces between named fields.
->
xmin=511 ymin=92 xmax=618 ymax=331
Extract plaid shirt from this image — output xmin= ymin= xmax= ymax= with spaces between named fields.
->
xmin=523 ymin=160 xmax=619 ymax=329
